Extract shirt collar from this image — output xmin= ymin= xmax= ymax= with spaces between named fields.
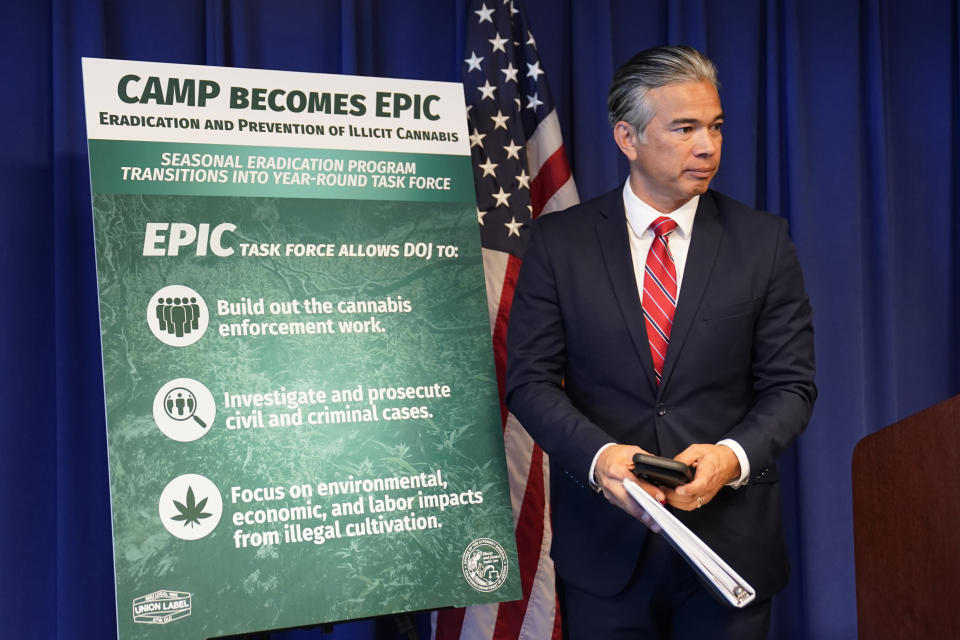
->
xmin=622 ymin=179 xmax=698 ymax=240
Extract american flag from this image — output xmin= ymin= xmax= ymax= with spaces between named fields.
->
xmin=433 ymin=1 xmax=578 ymax=639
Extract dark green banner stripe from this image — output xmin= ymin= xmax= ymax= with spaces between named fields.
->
xmin=89 ymin=140 xmax=475 ymax=203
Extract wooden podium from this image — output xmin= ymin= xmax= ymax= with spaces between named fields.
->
xmin=852 ymin=395 xmax=960 ymax=638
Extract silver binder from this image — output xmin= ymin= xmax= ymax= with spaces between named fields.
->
xmin=622 ymin=479 xmax=756 ymax=608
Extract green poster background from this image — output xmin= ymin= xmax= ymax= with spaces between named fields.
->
xmin=90 ymin=139 xmax=520 ymax=639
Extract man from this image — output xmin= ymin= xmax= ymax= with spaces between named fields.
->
xmin=505 ymin=45 xmax=816 ymax=639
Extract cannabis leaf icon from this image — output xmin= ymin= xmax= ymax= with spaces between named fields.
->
xmin=170 ymin=486 xmax=212 ymax=528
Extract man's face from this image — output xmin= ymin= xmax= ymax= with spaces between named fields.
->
xmin=617 ymin=80 xmax=724 ymax=212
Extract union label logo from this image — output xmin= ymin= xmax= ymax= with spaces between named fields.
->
xmin=461 ymin=538 xmax=508 ymax=593
xmin=132 ymin=589 xmax=192 ymax=624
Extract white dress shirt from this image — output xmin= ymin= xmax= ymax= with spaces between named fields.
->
xmin=587 ymin=181 xmax=750 ymax=490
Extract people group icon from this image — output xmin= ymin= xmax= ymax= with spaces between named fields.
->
xmin=156 ymin=296 xmax=201 ymax=338
xmin=147 ymin=285 xmax=208 ymax=347
xmin=153 ymin=378 xmax=215 ymax=442
xmin=163 ymin=387 xmax=208 ymax=428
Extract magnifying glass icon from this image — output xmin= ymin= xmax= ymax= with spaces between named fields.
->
xmin=163 ymin=387 xmax=208 ymax=428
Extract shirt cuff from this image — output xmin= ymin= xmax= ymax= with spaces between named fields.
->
xmin=588 ymin=442 xmax=617 ymax=492
xmin=717 ymin=438 xmax=750 ymax=488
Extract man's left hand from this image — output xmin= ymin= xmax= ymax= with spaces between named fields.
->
xmin=666 ymin=444 xmax=740 ymax=511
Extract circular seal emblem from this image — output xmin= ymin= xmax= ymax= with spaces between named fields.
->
xmin=461 ymin=538 xmax=508 ymax=593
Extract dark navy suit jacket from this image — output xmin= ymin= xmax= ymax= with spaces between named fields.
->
xmin=505 ymin=187 xmax=816 ymax=601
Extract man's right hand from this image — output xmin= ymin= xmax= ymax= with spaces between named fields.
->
xmin=594 ymin=444 xmax=663 ymax=532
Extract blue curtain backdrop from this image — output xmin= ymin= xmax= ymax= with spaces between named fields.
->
xmin=2 ymin=1 xmax=958 ymax=638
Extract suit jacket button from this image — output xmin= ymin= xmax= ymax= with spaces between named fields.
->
xmin=656 ymin=404 xmax=667 ymax=416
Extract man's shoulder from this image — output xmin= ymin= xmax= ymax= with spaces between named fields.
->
xmin=532 ymin=187 xmax=621 ymax=232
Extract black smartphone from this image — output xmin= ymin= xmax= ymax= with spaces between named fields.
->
xmin=631 ymin=453 xmax=694 ymax=488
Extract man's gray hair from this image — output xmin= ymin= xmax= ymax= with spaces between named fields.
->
xmin=607 ymin=45 xmax=719 ymax=139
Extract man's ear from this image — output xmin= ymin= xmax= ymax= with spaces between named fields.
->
xmin=613 ymin=121 xmax=640 ymax=161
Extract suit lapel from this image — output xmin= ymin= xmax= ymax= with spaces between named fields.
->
xmin=659 ymin=192 xmax=723 ymax=391
xmin=595 ymin=190 xmax=659 ymax=393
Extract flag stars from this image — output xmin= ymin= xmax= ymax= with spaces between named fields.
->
xmin=475 ymin=3 xmax=494 ymax=23
xmin=463 ymin=5 xmax=559 ymax=253
xmin=491 ymin=110 xmax=510 ymax=130
xmin=469 ymin=128 xmax=487 ymax=148
xmin=477 ymin=80 xmax=497 ymax=100
xmin=526 ymin=61 xmax=544 ymax=80
xmin=465 ymin=51 xmax=484 ymax=72
xmin=489 ymin=33 xmax=509 ymax=53
xmin=516 ymin=169 xmax=530 ymax=189
xmin=478 ymin=157 xmax=498 ymax=177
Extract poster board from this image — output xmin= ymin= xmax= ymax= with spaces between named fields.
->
xmin=82 ymin=58 xmax=519 ymax=639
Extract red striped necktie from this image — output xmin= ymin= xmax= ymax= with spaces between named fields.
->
xmin=642 ymin=216 xmax=678 ymax=385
